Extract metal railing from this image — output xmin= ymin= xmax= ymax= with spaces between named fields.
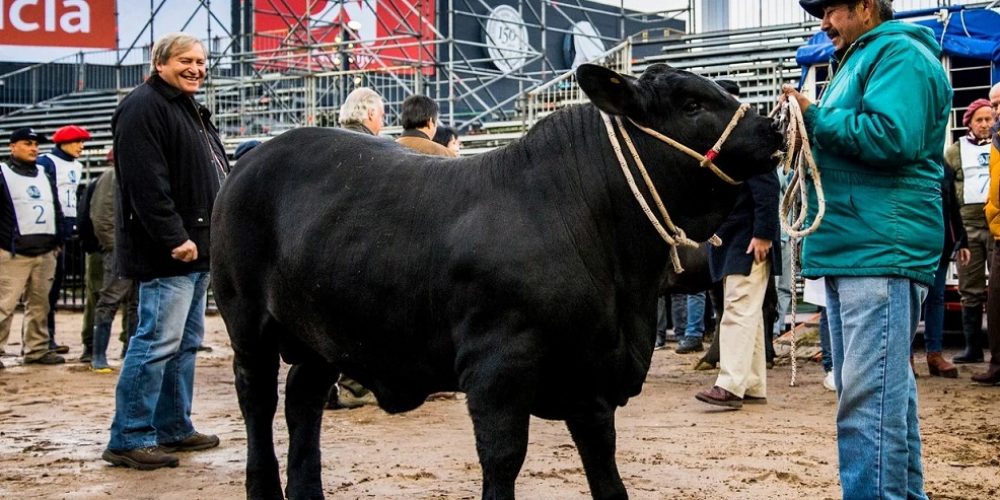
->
xmin=693 ymin=0 xmax=994 ymax=33
xmin=522 ymin=40 xmax=632 ymax=128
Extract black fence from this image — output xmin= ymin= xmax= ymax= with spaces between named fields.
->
xmin=54 ymin=237 xmax=217 ymax=312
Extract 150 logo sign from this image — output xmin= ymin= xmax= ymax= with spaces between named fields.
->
xmin=0 ymin=0 xmax=116 ymax=48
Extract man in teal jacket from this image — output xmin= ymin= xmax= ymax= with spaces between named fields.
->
xmin=784 ymin=1 xmax=952 ymax=499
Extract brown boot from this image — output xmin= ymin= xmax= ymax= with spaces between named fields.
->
xmin=926 ymin=352 xmax=958 ymax=378
xmin=971 ymin=364 xmax=1000 ymax=385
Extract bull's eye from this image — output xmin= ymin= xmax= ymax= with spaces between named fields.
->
xmin=682 ymin=101 xmax=701 ymax=115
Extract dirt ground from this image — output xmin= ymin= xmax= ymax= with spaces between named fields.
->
xmin=1 ymin=312 xmax=998 ymax=500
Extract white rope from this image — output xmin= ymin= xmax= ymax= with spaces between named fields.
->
xmin=600 ymin=112 xmax=698 ymax=273
xmin=770 ymin=96 xmax=826 ymax=388
xmin=598 ymin=103 xmax=750 ymax=273
xmin=626 ymin=102 xmax=750 ymax=187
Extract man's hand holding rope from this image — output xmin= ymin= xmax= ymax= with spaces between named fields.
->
xmin=781 ymin=84 xmax=814 ymax=115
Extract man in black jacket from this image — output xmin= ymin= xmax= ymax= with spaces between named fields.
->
xmin=102 ymin=32 xmax=226 ymax=471
xmin=0 ymin=127 xmax=66 ymax=367
xmin=695 ymin=81 xmax=781 ymax=410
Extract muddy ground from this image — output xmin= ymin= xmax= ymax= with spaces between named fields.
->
xmin=1 ymin=312 xmax=998 ymax=499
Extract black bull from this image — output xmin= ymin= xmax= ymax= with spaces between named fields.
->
xmin=211 ymin=63 xmax=783 ymax=499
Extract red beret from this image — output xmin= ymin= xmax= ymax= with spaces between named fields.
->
xmin=52 ymin=125 xmax=91 ymax=143
xmin=963 ymin=99 xmax=992 ymax=127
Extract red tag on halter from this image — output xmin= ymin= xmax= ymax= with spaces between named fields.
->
xmin=704 ymin=149 xmax=719 ymax=162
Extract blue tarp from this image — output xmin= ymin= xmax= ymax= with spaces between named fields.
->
xmin=795 ymin=8 xmax=1000 ymax=85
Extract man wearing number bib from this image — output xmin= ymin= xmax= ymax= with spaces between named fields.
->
xmin=0 ymin=128 xmax=66 ymax=367
xmin=947 ymin=98 xmax=994 ymax=365
xmin=36 ymin=124 xmax=91 ymax=355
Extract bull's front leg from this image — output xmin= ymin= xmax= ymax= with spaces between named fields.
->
xmin=566 ymin=409 xmax=628 ymax=500
xmin=284 ymin=361 xmax=338 ymax=499
xmin=459 ymin=334 xmax=539 ymax=500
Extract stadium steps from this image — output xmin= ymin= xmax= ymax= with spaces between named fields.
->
xmin=0 ymin=90 xmax=119 ymax=169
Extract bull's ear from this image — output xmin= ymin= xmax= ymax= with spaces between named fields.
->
xmin=577 ymin=64 xmax=639 ymax=116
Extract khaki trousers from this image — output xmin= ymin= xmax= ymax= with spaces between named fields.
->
xmin=715 ymin=259 xmax=770 ymax=398
xmin=0 ymin=250 xmax=57 ymax=360
xmin=958 ymin=225 xmax=993 ymax=308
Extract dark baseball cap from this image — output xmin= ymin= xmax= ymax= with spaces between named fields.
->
xmin=799 ymin=0 xmax=848 ymax=18
xmin=8 ymin=127 xmax=43 ymax=143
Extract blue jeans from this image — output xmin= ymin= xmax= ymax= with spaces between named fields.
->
xmin=818 ymin=307 xmax=832 ymax=373
xmin=918 ymin=259 xmax=948 ymax=354
xmin=108 ymin=272 xmax=210 ymax=451
xmin=826 ymin=277 xmax=928 ymax=500
xmin=685 ymin=292 xmax=706 ymax=339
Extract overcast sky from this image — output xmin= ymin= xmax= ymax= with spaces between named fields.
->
xmin=0 ymin=0 xmax=690 ymax=63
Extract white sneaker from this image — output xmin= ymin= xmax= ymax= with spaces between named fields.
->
xmin=823 ymin=371 xmax=836 ymax=392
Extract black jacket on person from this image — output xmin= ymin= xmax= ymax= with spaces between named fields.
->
xmin=708 ymin=170 xmax=782 ymax=282
xmin=111 ymin=74 xmax=228 ymax=280
xmin=0 ymin=157 xmax=64 ymax=256
xmin=941 ymin=166 xmax=969 ymax=264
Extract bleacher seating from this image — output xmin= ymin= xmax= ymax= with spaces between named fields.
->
xmin=0 ymin=90 xmax=119 ymax=172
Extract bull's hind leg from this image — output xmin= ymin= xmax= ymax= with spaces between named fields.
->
xmin=230 ymin=315 xmax=283 ymax=499
xmin=284 ymin=361 xmax=338 ymax=499
xmin=566 ymin=410 xmax=627 ymax=500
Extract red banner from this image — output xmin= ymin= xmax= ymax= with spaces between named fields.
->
xmin=0 ymin=0 xmax=116 ymax=49
xmin=253 ymin=0 xmax=436 ymax=74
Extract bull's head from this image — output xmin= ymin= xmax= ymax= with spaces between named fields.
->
xmin=576 ymin=63 xmax=783 ymax=184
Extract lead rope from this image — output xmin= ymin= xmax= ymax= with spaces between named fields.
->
xmin=599 ymin=103 xmax=750 ymax=273
xmin=600 ymin=112 xmax=698 ymax=273
xmin=769 ymin=96 xmax=825 ymax=387
xmin=626 ymin=102 xmax=750 ymax=187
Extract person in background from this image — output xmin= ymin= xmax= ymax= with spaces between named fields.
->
xmin=36 ymin=124 xmax=91 ymax=355
xmin=948 ymin=97 xmax=994 ymax=365
xmin=75 ymin=151 xmax=108 ymax=364
xmin=338 ymin=87 xmax=385 ymax=136
xmin=432 ymin=124 xmax=461 ymax=155
xmin=919 ymin=163 xmax=967 ymax=378
xmin=784 ymin=0 xmax=952 ymax=496
xmin=975 ymin=81 xmax=1000 ymax=385
xmin=395 ymin=95 xmax=457 ymax=158
xmin=233 ymin=139 xmax=261 ymax=161
xmin=0 ymin=128 xmax=66 ymax=367
xmin=326 ymin=87 xmax=386 ymax=411
xmin=89 ymin=166 xmax=138 ymax=373
xmin=675 ymin=292 xmax=707 ymax=353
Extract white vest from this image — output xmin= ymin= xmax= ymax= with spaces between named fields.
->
xmin=0 ymin=162 xmax=57 ymax=236
xmin=960 ymin=137 xmax=991 ymax=205
xmin=38 ymin=152 xmax=81 ymax=218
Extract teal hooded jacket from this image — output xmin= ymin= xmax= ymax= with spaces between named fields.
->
xmin=801 ymin=21 xmax=953 ymax=287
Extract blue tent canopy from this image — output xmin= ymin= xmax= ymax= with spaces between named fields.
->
xmin=795 ymin=7 xmax=1000 ymax=86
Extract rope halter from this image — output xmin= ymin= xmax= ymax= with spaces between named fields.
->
xmin=599 ymin=102 xmax=751 ymax=273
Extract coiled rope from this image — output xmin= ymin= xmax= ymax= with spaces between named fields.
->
xmin=770 ymin=95 xmax=826 ymax=387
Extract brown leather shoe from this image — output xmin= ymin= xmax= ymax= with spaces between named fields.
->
xmin=102 ymin=446 xmax=179 ymax=470
xmin=743 ymin=395 xmax=767 ymax=405
xmin=926 ymin=352 xmax=958 ymax=378
xmin=971 ymin=364 xmax=1000 ymax=385
xmin=695 ymin=386 xmax=743 ymax=409
xmin=159 ymin=432 xmax=220 ymax=453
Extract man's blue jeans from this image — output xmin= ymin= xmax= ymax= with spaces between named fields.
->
xmin=919 ymin=259 xmax=948 ymax=354
xmin=108 ymin=272 xmax=210 ymax=451
xmin=826 ymin=276 xmax=928 ymax=500
xmin=685 ymin=292 xmax=706 ymax=339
